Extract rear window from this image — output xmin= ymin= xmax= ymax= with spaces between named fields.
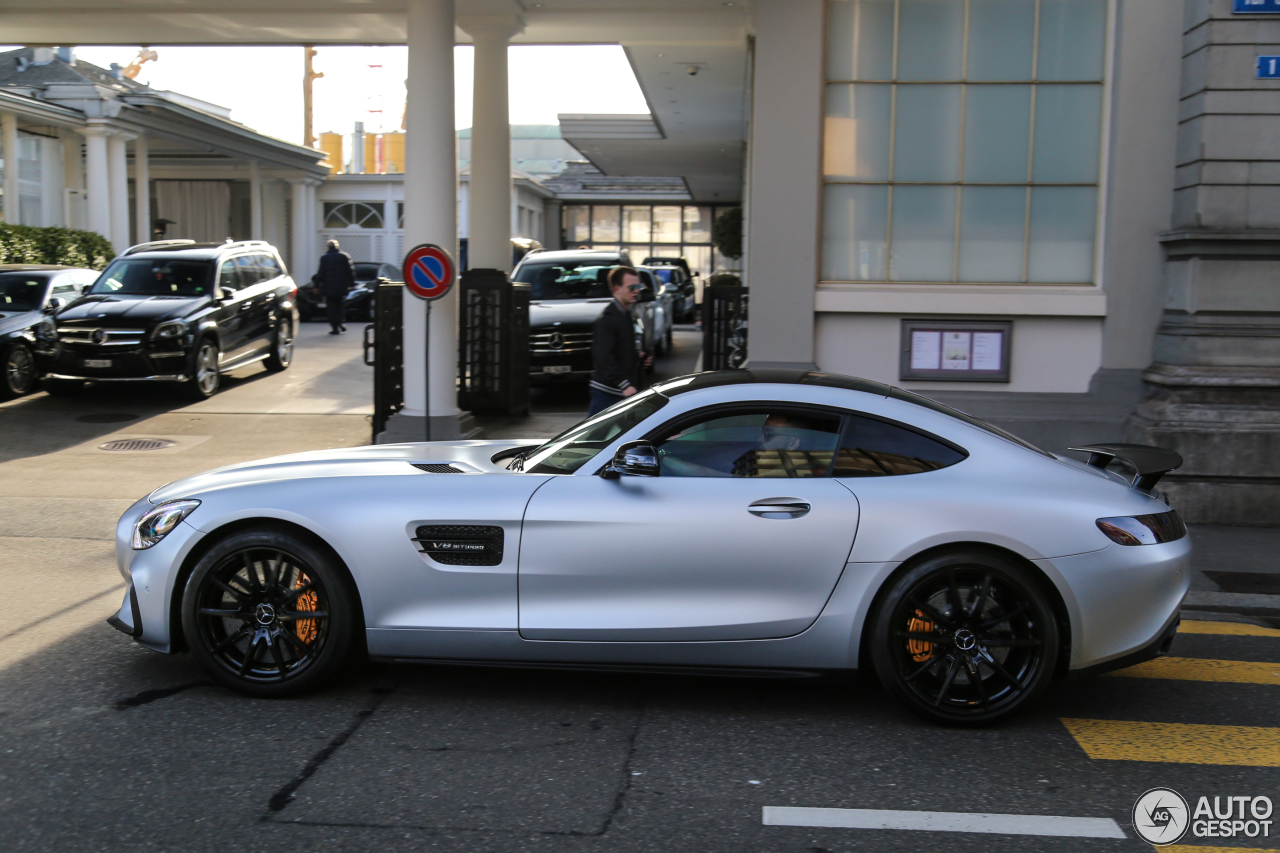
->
xmin=90 ymin=259 xmax=213 ymax=297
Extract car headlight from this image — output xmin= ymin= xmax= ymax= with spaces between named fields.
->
xmin=1096 ymin=511 xmax=1186 ymax=546
xmin=132 ymin=499 xmax=201 ymax=550
xmin=152 ymin=320 xmax=188 ymax=340
xmin=36 ymin=318 xmax=57 ymax=341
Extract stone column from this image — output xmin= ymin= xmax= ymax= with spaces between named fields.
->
xmin=249 ymin=160 xmax=263 ymax=241
xmin=381 ymin=0 xmax=473 ymax=442
xmin=290 ymin=178 xmax=309 ymax=276
xmin=742 ymin=0 xmax=823 ymax=370
xmin=1 ymin=113 xmax=19 ymax=223
xmin=62 ymin=130 xmax=85 ymax=230
xmin=543 ymin=199 xmax=563 ymax=250
xmin=461 ymin=15 xmax=523 ymax=272
xmin=106 ymin=133 xmax=130 ymax=252
xmin=1127 ymin=2 xmax=1280 ymax=524
xmin=133 ymin=134 xmax=150 ymax=244
xmin=82 ymin=125 xmax=112 ymax=242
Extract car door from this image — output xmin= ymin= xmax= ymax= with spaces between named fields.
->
xmin=212 ymin=259 xmax=253 ymax=363
xmin=517 ymin=405 xmax=860 ymax=642
xmin=233 ymin=254 xmax=276 ymax=355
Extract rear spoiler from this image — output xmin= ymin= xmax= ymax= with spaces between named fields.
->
xmin=1067 ymin=443 xmax=1183 ymax=492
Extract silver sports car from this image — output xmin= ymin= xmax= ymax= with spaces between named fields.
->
xmin=110 ymin=370 xmax=1190 ymax=725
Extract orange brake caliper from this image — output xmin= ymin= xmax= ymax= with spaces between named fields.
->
xmin=907 ymin=609 xmax=935 ymax=662
xmin=294 ymin=577 xmax=319 ymax=645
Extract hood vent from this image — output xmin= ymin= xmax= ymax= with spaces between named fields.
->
xmin=411 ymin=463 xmax=463 ymax=474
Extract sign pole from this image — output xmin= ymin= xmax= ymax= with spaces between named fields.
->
xmin=401 ymin=242 xmax=455 ymax=445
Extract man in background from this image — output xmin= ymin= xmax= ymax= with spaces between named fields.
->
xmin=588 ymin=266 xmax=653 ymax=416
xmin=314 ymin=239 xmax=355 ymax=335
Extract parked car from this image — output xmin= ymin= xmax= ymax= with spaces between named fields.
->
xmin=636 ymin=267 xmax=674 ymax=359
xmin=646 ymin=263 xmax=696 ymax=323
xmin=0 ymin=264 xmax=99 ymax=398
xmin=38 ymin=240 xmax=298 ymax=399
xmin=510 ymin=249 xmax=658 ymax=382
xmin=108 ymin=368 xmax=1189 ymax=727
xmin=298 ymin=261 xmax=400 ymax=322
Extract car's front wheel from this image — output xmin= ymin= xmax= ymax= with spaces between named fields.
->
xmin=181 ymin=527 xmax=356 ymax=697
xmin=184 ymin=338 xmax=220 ymax=399
xmin=264 ymin=318 xmax=294 ymax=373
xmin=869 ymin=551 xmax=1059 ymax=726
xmin=2 ymin=343 xmax=37 ymax=398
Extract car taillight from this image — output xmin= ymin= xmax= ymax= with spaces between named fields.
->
xmin=1096 ymin=511 xmax=1186 ymax=546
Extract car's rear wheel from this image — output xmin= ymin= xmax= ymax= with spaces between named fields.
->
xmin=264 ymin=318 xmax=294 ymax=373
xmin=2 ymin=343 xmax=37 ymax=398
xmin=869 ymin=551 xmax=1059 ymax=727
xmin=184 ymin=338 xmax=220 ymax=399
xmin=181 ymin=528 xmax=355 ymax=697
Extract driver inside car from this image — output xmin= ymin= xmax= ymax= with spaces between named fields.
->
xmin=658 ymin=412 xmax=839 ymax=478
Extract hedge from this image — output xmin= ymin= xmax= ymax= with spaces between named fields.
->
xmin=0 ymin=223 xmax=115 ymax=270
xmin=712 ymin=206 xmax=743 ymax=260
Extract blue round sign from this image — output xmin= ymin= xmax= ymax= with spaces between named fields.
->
xmin=402 ymin=243 xmax=455 ymax=301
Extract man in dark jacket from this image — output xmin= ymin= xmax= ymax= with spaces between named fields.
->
xmin=315 ymin=240 xmax=356 ymax=334
xmin=589 ymin=266 xmax=652 ymax=416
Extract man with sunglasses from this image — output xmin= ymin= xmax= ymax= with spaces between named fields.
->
xmin=588 ymin=266 xmax=654 ymax=416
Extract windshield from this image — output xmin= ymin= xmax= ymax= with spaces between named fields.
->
xmin=90 ymin=259 xmax=213 ymax=297
xmin=651 ymin=268 xmax=674 ymax=284
xmin=354 ymin=263 xmax=381 ymax=282
xmin=0 ymin=273 xmax=48 ymax=311
xmin=523 ymin=390 xmax=669 ymax=475
xmin=512 ymin=261 xmax=614 ymax=300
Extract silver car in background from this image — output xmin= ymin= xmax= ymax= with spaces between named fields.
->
xmin=109 ymin=369 xmax=1189 ymax=725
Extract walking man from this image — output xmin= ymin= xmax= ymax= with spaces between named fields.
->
xmin=315 ymin=239 xmax=355 ymax=335
xmin=589 ymin=266 xmax=653 ymax=416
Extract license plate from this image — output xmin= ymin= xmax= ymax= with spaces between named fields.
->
xmin=542 ymin=365 xmax=572 ymax=374
xmin=316 ymin=299 xmax=327 ymax=308
xmin=83 ymin=359 xmax=112 ymax=368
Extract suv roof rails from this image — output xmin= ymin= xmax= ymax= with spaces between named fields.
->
xmin=222 ymin=240 xmax=273 ymax=250
xmin=123 ymin=239 xmax=197 ymax=256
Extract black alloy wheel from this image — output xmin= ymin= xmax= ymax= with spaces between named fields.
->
xmin=264 ymin=319 xmax=294 ymax=373
xmin=2 ymin=343 xmax=37 ymax=398
xmin=182 ymin=528 xmax=354 ymax=697
xmin=870 ymin=552 xmax=1059 ymax=726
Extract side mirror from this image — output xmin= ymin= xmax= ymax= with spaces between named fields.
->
xmin=43 ymin=297 xmax=65 ymax=314
xmin=602 ymin=440 xmax=660 ymax=478
xmin=218 ymin=286 xmax=236 ymax=301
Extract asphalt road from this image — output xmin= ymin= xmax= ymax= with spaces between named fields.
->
xmin=1 ymin=323 xmax=1278 ymax=852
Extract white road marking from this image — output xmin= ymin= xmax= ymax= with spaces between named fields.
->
xmin=762 ymin=807 xmax=1126 ymax=838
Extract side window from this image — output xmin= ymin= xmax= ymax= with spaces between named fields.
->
xmin=833 ymin=414 xmax=967 ymax=477
xmin=234 ymin=255 xmax=261 ymax=286
xmin=217 ymin=261 xmax=242 ymax=293
xmin=257 ymin=254 xmax=282 ymax=280
xmin=657 ymin=409 xmax=842 ymax=478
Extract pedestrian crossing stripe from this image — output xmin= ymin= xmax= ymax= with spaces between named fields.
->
xmin=1179 ymin=620 xmax=1280 ymax=638
xmin=1108 ymin=657 xmax=1280 ymax=685
xmin=1061 ymin=718 xmax=1280 ymax=766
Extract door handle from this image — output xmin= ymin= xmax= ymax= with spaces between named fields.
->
xmin=748 ymin=498 xmax=811 ymax=518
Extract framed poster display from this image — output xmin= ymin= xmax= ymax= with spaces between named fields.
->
xmin=900 ymin=319 xmax=1012 ymax=382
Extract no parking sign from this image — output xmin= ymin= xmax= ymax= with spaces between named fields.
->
xmin=402 ymin=243 xmax=455 ymax=301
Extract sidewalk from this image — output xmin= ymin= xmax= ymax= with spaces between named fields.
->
xmin=1183 ymin=524 xmax=1280 ymax=628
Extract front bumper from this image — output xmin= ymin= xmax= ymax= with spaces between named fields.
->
xmin=43 ymin=340 xmax=191 ymax=381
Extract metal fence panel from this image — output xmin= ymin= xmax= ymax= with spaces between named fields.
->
xmin=701 ymin=285 xmax=748 ymax=371
xmin=364 ymin=281 xmax=404 ymax=441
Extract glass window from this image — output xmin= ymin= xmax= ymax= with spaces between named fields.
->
xmin=652 ymin=206 xmax=682 ymax=243
xmin=564 ymin=206 xmax=590 ymax=245
xmin=258 ymin=254 xmax=282 ymax=279
xmin=683 ymin=206 xmax=713 ymax=243
xmin=90 ymin=259 xmax=214 ymax=297
xmin=833 ymin=414 xmax=966 ymax=477
xmin=218 ymin=261 xmax=242 ymax=293
xmin=0 ymin=274 xmax=47 ymax=311
xmin=821 ymin=0 xmax=1106 ymax=284
xmin=234 ymin=255 xmax=261 ymax=286
xmin=323 ymin=202 xmax=384 ymax=229
xmin=524 ymin=390 xmax=668 ymax=475
xmin=683 ymin=246 xmax=712 ymax=277
xmin=657 ymin=409 xmax=842 ymax=478
xmin=824 ymin=84 xmax=892 ymax=180
xmin=622 ymin=206 xmax=651 ymax=243
xmin=591 ymin=206 xmax=621 ymax=243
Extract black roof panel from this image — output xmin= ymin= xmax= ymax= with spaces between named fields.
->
xmin=654 ymin=369 xmax=896 ymax=397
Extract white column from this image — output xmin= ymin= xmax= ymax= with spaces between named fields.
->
xmin=249 ymin=159 xmax=263 ymax=240
xmin=133 ymin=134 xmax=150 ymax=243
xmin=107 ymin=133 xmax=130 ymax=252
xmin=403 ymin=0 xmax=460 ymax=422
xmin=462 ymin=16 xmax=522 ymax=272
xmin=1 ymin=113 xmax=19 ymax=223
xmin=62 ymin=130 xmax=85 ymax=230
xmin=82 ymin=125 xmax=112 ymax=241
xmin=290 ymin=178 xmax=309 ymax=277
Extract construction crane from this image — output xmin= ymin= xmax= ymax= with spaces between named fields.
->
xmin=122 ymin=47 xmax=158 ymax=80
xmin=304 ymin=47 xmax=324 ymax=148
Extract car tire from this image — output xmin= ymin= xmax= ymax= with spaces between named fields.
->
xmin=41 ymin=377 xmax=84 ymax=396
xmin=264 ymin=318 xmax=294 ymax=373
xmin=869 ymin=551 xmax=1059 ymax=727
xmin=2 ymin=343 xmax=37 ymax=398
xmin=184 ymin=337 xmax=221 ymax=400
xmin=664 ymin=324 xmax=674 ymax=354
xmin=182 ymin=527 xmax=356 ymax=698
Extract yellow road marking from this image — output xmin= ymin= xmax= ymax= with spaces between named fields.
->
xmin=1180 ymin=620 xmax=1280 ymax=637
xmin=1108 ymin=657 xmax=1280 ymax=685
xmin=1165 ymin=847 xmax=1280 ymax=853
xmin=1061 ymin=718 xmax=1280 ymax=766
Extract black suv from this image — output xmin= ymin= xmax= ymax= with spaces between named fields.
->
xmin=38 ymin=240 xmax=299 ymax=399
